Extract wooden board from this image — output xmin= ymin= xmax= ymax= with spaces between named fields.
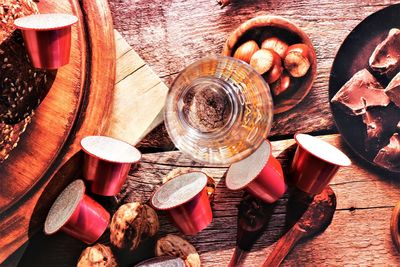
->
xmin=106 ymin=31 xmax=168 ymax=145
xmin=0 ymin=29 xmax=169 ymax=265
xmin=0 ymin=0 xmax=86 ymax=213
xmin=0 ymin=0 xmax=116 ymax=262
xmin=6 ymin=134 xmax=400 ymax=266
xmin=110 ymin=0 xmax=400 ymax=148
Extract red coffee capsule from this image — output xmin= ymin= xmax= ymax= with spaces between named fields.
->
xmin=290 ymin=133 xmax=352 ymax=195
xmin=151 ymin=172 xmax=212 ymax=235
xmin=44 ymin=180 xmax=109 ymax=244
xmin=14 ymin=13 xmax=78 ymax=69
xmin=81 ymin=136 xmax=141 ymax=196
xmin=226 ymin=140 xmax=287 ymax=203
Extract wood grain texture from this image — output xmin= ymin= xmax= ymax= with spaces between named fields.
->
xmin=105 ymin=31 xmax=169 ymax=146
xmin=109 ymin=0 xmax=400 ymax=145
xmin=0 ymin=0 xmax=85 ymax=213
xmin=0 ymin=24 xmax=173 ymax=262
xmin=0 ymin=0 xmax=116 ymax=262
xmin=9 ymin=134 xmax=400 ymax=266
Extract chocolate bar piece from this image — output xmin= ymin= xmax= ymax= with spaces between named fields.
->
xmin=373 ymin=133 xmax=400 ymax=170
xmin=385 ymin=72 xmax=400 ymax=108
xmin=362 ymin=105 xmax=400 ymax=152
xmin=369 ymin=28 xmax=400 ymax=78
xmin=331 ymin=69 xmax=390 ymax=115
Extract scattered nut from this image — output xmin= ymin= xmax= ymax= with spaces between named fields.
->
xmin=155 ymin=234 xmax=200 ymax=267
xmin=250 ymin=49 xmax=274 ymax=75
xmin=77 ymin=244 xmax=117 ymax=267
xmin=283 ymin=44 xmax=311 ymax=78
xmin=233 ymin=40 xmax=259 ymax=64
xmin=261 ymin=37 xmax=288 ymax=58
xmin=263 ymin=50 xmax=283 ymax=84
xmin=110 ymin=202 xmax=159 ymax=251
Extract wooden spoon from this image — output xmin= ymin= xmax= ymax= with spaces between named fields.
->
xmin=262 ymin=186 xmax=336 ymax=267
xmin=228 ymin=194 xmax=275 ymax=267
xmin=390 ymin=201 xmax=400 ymax=253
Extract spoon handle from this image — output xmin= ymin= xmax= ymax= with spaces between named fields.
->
xmin=262 ymin=225 xmax=305 ymax=267
xmin=228 ymin=246 xmax=246 ymax=267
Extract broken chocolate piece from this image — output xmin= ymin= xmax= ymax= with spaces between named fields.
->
xmin=362 ymin=105 xmax=400 ymax=152
xmin=385 ymin=72 xmax=400 ymax=108
xmin=373 ymin=133 xmax=400 ymax=170
xmin=369 ymin=28 xmax=400 ymax=78
xmin=331 ymin=69 xmax=390 ymax=115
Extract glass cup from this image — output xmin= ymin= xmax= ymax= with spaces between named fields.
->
xmin=164 ymin=56 xmax=273 ymax=165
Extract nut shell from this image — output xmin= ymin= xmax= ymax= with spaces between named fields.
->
xmin=143 ymin=204 xmax=159 ymax=236
xmin=77 ymin=244 xmax=117 ymax=267
xmin=250 ymin=49 xmax=274 ymax=75
xmin=261 ymin=37 xmax=288 ymax=58
xmin=155 ymin=234 xmax=200 ymax=267
xmin=110 ymin=202 xmax=159 ymax=251
xmin=271 ymin=71 xmax=292 ymax=96
xmin=263 ymin=50 xmax=283 ymax=84
xmin=233 ymin=40 xmax=259 ymax=64
xmin=283 ymin=44 xmax=311 ymax=78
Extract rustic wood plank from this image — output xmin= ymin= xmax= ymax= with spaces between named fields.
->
xmin=119 ymin=134 xmax=400 ymax=266
xmin=105 ymin=31 xmax=169 ymax=146
xmin=109 ymin=0 xmax=399 ymax=140
xmin=0 ymin=0 xmax=117 ymax=262
xmin=0 ymin=29 xmax=170 ymax=262
xmin=9 ymin=134 xmax=399 ymax=266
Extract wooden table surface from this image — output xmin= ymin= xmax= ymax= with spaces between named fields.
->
xmin=4 ymin=0 xmax=400 ymax=266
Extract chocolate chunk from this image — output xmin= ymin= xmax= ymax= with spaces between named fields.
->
xmin=369 ymin=28 xmax=400 ymax=78
xmin=362 ymin=105 xmax=400 ymax=152
xmin=385 ymin=72 xmax=400 ymax=108
xmin=331 ymin=69 xmax=390 ymax=115
xmin=373 ymin=133 xmax=400 ymax=170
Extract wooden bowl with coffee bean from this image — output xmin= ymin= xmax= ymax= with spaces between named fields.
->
xmin=222 ymin=15 xmax=317 ymax=114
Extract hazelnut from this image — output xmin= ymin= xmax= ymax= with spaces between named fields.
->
xmin=77 ymin=244 xmax=117 ymax=267
xmin=271 ymin=71 xmax=292 ymax=96
xmin=261 ymin=37 xmax=288 ymax=58
xmin=233 ymin=40 xmax=259 ymax=64
xmin=263 ymin=50 xmax=283 ymax=84
xmin=283 ymin=44 xmax=311 ymax=78
xmin=110 ymin=202 xmax=159 ymax=251
xmin=155 ymin=234 xmax=200 ymax=267
xmin=250 ymin=49 xmax=274 ymax=75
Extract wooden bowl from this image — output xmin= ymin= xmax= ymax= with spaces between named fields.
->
xmin=222 ymin=15 xmax=317 ymax=114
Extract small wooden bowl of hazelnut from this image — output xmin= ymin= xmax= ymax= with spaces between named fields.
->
xmin=222 ymin=15 xmax=317 ymax=114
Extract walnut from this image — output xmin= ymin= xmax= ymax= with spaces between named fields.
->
xmin=110 ymin=202 xmax=159 ymax=251
xmin=155 ymin=234 xmax=200 ymax=267
xmin=77 ymin=244 xmax=117 ymax=267
xmin=164 ymin=168 xmax=216 ymax=203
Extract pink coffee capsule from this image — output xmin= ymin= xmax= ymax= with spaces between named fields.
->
xmin=81 ymin=136 xmax=141 ymax=196
xmin=290 ymin=133 xmax=351 ymax=195
xmin=44 ymin=180 xmax=110 ymax=244
xmin=226 ymin=140 xmax=287 ymax=203
xmin=151 ymin=172 xmax=213 ymax=235
xmin=14 ymin=13 xmax=78 ymax=69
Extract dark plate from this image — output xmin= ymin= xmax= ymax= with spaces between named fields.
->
xmin=329 ymin=4 xmax=400 ymax=173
